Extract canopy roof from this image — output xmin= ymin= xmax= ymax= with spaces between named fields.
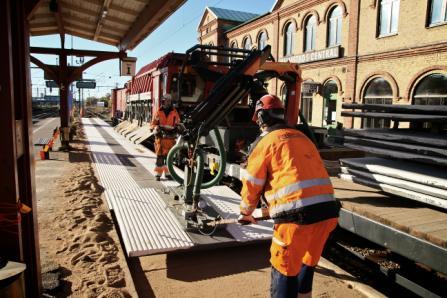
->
xmin=28 ymin=0 xmax=186 ymax=50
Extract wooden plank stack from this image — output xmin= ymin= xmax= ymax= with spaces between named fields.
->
xmin=340 ymin=103 xmax=447 ymax=209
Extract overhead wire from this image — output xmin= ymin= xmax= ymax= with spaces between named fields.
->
xmin=140 ymin=0 xmax=225 ymax=54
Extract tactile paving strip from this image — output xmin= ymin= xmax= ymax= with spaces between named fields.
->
xmin=83 ymin=119 xmax=139 ymax=208
xmin=105 ymin=188 xmax=194 ymax=256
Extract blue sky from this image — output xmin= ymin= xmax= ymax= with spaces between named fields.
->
xmin=31 ymin=0 xmax=274 ymax=98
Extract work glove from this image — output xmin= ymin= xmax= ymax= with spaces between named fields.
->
xmin=176 ymin=123 xmax=185 ymax=134
xmin=153 ymin=126 xmax=162 ymax=137
xmin=238 ymin=214 xmax=257 ymax=225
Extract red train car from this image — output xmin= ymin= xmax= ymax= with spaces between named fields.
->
xmin=111 ymin=87 xmax=127 ymax=121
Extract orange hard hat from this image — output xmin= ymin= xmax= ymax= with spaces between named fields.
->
xmin=252 ymin=94 xmax=284 ymax=122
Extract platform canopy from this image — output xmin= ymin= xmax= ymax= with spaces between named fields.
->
xmin=28 ymin=0 xmax=186 ymax=50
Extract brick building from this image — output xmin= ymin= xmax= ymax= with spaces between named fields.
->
xmin=198 ymin=0 xmax=447 ymax=129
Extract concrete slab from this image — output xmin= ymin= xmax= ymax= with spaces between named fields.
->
xmin=340 ymin=157 xmax=447 ymax=190
xmin=339 ymin=173 xmax=447 ymax=210
xmin=340 ymin=167 xmax=447 ymax=199
xmin=105 ymin=188 xmax=194 ymax=256
xmin=343 ymin=143 xmax=447 ymax=166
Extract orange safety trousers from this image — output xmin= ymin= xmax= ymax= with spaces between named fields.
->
xmin=270 ymin=218 xmax=338 ymax=276
xmin=154 ymin=136 xmax=176 ymax=175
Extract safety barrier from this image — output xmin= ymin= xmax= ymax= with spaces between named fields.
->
xmin=39 ymin=127 xmax=59 ymax=160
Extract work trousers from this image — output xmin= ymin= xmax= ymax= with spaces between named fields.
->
xmin=154 ymin=136 xmax=176 ymax=176
xmin=269 ymin=218 xmax=338 ymax=297
xmin=271 ymin=265 xmax=314 ymax=298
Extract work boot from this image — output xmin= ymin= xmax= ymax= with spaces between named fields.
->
xmin=155 ymin=175 xmax=161 ymax=181
xmin=165 ymin=174 xmax=173 ymax=180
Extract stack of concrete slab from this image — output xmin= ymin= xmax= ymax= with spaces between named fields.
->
xmin=342 ymin=129 xmax=447 ymax=166
xmin=341 ymin=103 xmax=447 ymax=166
xmin=340 ymin=104 xmax=447 ymax=209
xmin=339 ymin=157 xmax=447 ymax=210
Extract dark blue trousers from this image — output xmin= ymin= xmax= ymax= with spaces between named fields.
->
xmin=270 ymin=265 xmax=315 ymax=298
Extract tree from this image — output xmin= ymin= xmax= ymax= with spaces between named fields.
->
xmin=86 ymin=96 xmax=98 ymax=106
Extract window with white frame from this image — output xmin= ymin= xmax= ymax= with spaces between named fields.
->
xmin=283 ymin=22 xmax=295 ymax=56
xmin=413 ymin=73 xmax=447 ymax=105
xmin=258 ymin=32 xmax=267 ymax=50
xmin=305 ymin=15 xmax=317 ymax=52
xmin=429 ymin=0 xmax=447 ymax=26
xmin=379 ymin=0 xmax=400 ymax=36
xmin=242 ymin=37 xmax=252 ymax=50
xmin=328 ymin=6 xmax=342 ymax=47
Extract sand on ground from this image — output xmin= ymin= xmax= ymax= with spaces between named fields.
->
xmin=37 ymin=121 xmax=135 ymax=297
xmin=130 ymin=243 xmax=366 ymax=297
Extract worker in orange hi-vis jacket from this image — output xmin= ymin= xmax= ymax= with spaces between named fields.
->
xmin=238 ymin=94 xmax=340 ymax=298
xmin=150 ymin=94 xmax=180 ymax=181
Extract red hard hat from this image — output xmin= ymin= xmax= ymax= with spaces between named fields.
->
xmin=252 ymin=94 xmax=284 ymax=122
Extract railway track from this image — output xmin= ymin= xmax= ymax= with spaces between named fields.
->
xmin=324 ymin=228 xmax=447 ymax=297
xmin=219 ymin=176 xmax=446 ymax=297
xmin=84 ymin=107 xmax=111 ymax=121
xmin=32 ymin=106 xmax=58 ymax=122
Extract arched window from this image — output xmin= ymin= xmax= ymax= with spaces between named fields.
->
xmin=322 ymin=80 xmax=338 ymax=127
xmin=328 ymin=6 xmax=342 ymax=47
xmin=283 ymin=22 xmax=295 ymax=56
xmin=301 ymin=80 xmax=314 ymax=123
xmin=258 ymin=32 xmax=267 ymax=50
xmin=305 ymin=15 xmax=317 ymax=52
xmin=229 ymin=41 xmax=237 ymax=63
xmin=413 ymin=73 xmax=447 ymax=105
xmin=242 ymin=36 xmax=252 ymax=50
xmin=207 ymin=42 xmax=214 ymax=61
xmin=363 ymin=77 xmax=393 ymax=128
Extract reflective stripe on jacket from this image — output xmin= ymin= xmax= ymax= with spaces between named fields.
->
xmin=150 ymin=108 xmax=180 ymax=131
xmin=240 ymin=127 xmax=338 ymax=223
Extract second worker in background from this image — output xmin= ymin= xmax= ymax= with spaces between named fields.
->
xmin=150 ymin=94 xmax=181 ymax=181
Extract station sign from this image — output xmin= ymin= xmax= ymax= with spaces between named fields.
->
xmin=279 ymin=46 xmax=341 ymax=64
xmin=76 ymin=80 xmax=96 ymax=89
xmin=120 ymin=57 xmax=137 ymax=76
xmin=302 ymin=82 xmax=320 ymax=94
xmin=45 ymin=80 xmax=59 ymax=88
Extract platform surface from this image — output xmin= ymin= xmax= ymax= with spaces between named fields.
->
xmin=82 ymin=118 xmax=273 ymax=256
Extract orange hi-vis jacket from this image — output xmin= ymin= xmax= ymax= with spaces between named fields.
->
xmin=240 ymin=125 xmax=339 ymax=224
xmin=150 ymin=107 xmax=180 ymax=134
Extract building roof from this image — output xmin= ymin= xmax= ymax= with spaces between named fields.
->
xmin=28 ymin=0 xmax=187 ymax=50
xmin=224 ymin=12 xmax=270 ymax=34
xmin=207 ymin=6 xmax=259 ymax=23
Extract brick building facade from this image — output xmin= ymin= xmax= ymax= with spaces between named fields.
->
xmin=198 ymin=0 xmax=447 ymax=129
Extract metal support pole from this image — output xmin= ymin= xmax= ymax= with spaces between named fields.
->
xmin=59 ymin=51 xmax=70 ymax=148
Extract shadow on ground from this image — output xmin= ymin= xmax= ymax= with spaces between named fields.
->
xmin=165 ymin=243 xmax=271 ymax=281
